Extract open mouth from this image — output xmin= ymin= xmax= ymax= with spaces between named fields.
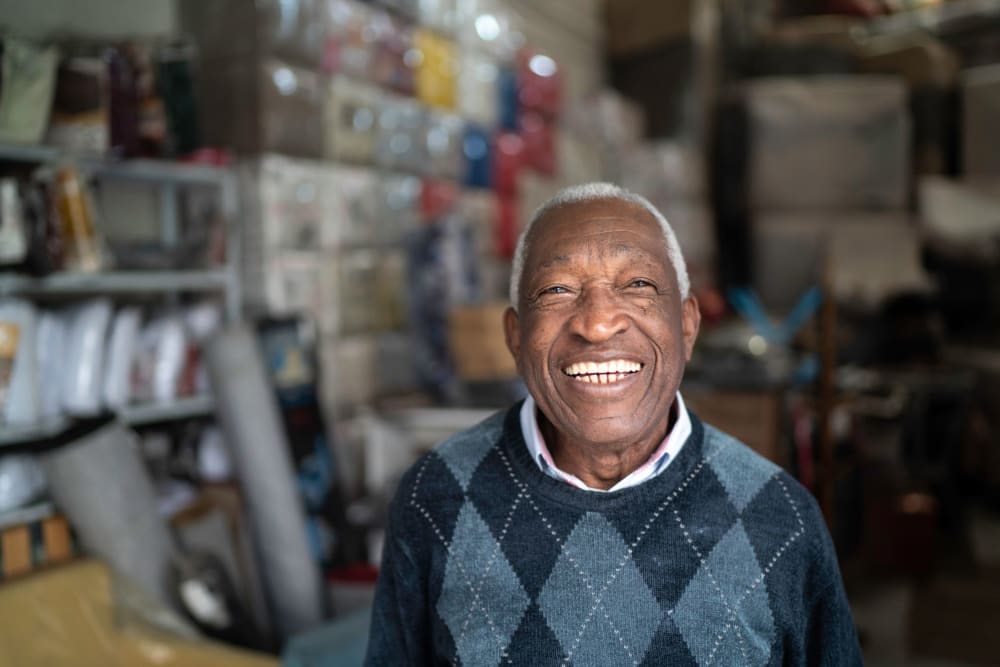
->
xmin=562 ymin=360 xmax=643 ymax=385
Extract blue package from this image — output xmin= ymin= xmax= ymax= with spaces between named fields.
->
xmin=463 ymin=124 xmax=493 ymax=188
xmin=498 ymin=65 xmax=519 ymax=131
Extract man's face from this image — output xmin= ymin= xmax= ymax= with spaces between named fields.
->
xmin=504 ymin=198 xmax=700 ymax=449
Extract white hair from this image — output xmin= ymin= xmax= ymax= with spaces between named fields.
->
xmin=509 ymin=182 xmax=690 ymax=309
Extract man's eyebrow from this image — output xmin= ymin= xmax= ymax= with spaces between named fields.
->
xmin=537 ymin=254 xmax=570 ymax=270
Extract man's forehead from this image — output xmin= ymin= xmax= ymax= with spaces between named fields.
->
xmin=528 ymin=199 xmax=664 ymax=256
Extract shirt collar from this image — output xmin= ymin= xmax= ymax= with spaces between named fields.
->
xmin=519 ymin=392 xmax=691 ymax=493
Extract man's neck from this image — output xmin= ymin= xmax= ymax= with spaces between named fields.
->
xmin=538 ymin=402 xmax=678 ymax=491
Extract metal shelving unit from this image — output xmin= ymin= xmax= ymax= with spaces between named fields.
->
xmin=0 ymin=144 xmax=241 ymax=447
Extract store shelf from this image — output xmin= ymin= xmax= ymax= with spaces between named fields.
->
xmin=0 ymin=396 xmax=216 ymax=448
xmin=0 ymin=270 xmax=229 ymax=297
xmin=0 ymin=143 xmax=230 ymax=186
xmin=121 ymin=395 xmax=216 ymax=426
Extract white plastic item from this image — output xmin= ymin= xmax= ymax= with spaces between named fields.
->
xmin=35 ymin=311 xmax=66 ymax=420
xmin=102 ymin=307 xmax=142 ymax=410
xmin=153 ymin=315 xmax=187 ymax=404
xmin=0 ymin=299 xmax=39 ymax=425
xmin=0 ymin=454 xmax=46 ymax=513
xmin=61 ymin=298 xmax=112 ymax=416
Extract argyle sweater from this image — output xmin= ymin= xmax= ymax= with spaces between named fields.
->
xmin=365 ymin=403 xmax=861 ymax=666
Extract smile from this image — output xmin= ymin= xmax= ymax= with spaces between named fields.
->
xmin=562 ymin=360 xmax=643 ymax=385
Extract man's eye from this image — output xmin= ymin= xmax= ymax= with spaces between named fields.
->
xmin=540 ymin=285 xmax=568 ymax=295
xmin=627 ymin=279 xmax=656 ymax=289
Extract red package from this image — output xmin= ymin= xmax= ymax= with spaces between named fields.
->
xmin=493 ymin=131 xmax=524 ymax=195
xmin=520 ymin=111 xmax=556 ymax=176
xmin=518 ymin=48 xmax=563 ymax=118
xmin=421 ymin=179 xmax=460 ymax=220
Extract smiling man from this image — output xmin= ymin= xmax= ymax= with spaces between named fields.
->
xmin=365 ymin=183 xmax=861 ymax=666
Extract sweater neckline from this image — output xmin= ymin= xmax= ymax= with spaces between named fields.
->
xmin=500 ymin=401 xmax=707 ymax=512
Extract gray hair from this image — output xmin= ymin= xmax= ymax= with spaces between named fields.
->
xmin=509 ymin=182 xmax=690 ymax=309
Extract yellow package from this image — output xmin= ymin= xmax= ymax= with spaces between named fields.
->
xmin=415 ymin=29 xmax=457 ymax=111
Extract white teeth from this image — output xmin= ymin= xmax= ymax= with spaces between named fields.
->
xmin=563 ymin=360 xmax=642 ymax=377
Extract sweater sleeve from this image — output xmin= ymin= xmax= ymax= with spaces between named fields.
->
xmin=802 ymin=496 xmax=864 ymax=666
xmin=364 ymin=476 xmax=431 ymax=666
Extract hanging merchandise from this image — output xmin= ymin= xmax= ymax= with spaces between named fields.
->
xmin=377 ymin=174 xmax=422 ymax=243
xmin=375 ymin=95 xmax=427 ymax=172
xmin=414 ymin=29 xmax=457 ymax=111
xmin=61 ymin=298 xmax=112 ymax=416
xmin=420 ymin=178 xmax=460 ymax=220
xmin=497 ymin=64 xmax=519 ymax=131
xmin=372 ymin=12 xmax=417 ymax=96
xmin=517 ymin=48 xmax=563 ymax=118
xmin=493 ymin=131 xmax=524 ymax=194
xmin=519 ymin=110 xmax=556 ymax=176
xmin=0 ymin=180 xmax=28 ymax=267
xmin=46 ymin=55 xmax=109 ymax=154
xmin=0 ymin=299 xmax=39 ymax=426
xmin=496 ymin=191 xmax=519 ymax=259
xmin=259 ymin=60 xmax=324 ymax=159
xmin=52 ymin=164 xmax=105 ymax=272
xmin=0 ymin=36 xmax=59 ymax=144
xmin=424 ymin=111 xmax=464 ymax=180
xmin=458 ymin=49 xmax=499 ymax=128
xmin=324 ymin=76 xmax=381 ymax=164
xmin=462 ymin=123 xmax=492 ymax=188
xmin=322 ymin=0 xmax=380 ymax=80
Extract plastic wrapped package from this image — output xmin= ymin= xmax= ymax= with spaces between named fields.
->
xmin=462 ymin=123 xmax=493 ymax=188
xmin=130 ymin=312 xmax=190 ymax=405
xmin=0 ymin=455 xmax=46 ymax=513
xmin=517 ymin=48 xmax=563 ymax=118
xmin=415 ymin=29 xmax=457 ymax=110
xmin=45 ymin=56 xmax=108 ymax=154
xmin=0 ymin=36 xmax=58 ymax=144
xmin=519 ymin=110 xmax=556 ymax=176
xmin=372 ymin=12 xmax=417 ymax=96
xmin=258 ymin=155 xmax=336 ymax=251
xmin=329 ymin=165 xmax=379 ymax=245
xmin=322 ymin=0 xmax=380 ymax=79
xmin=745 ymin=76 xmax=910 ymax=210
xmin=338 ymin=249 xmax=379 ymax=334
xmin=0 ymin=560 xmax=279 ymax=666
xmin=102 ymin=307 xmax=142 ymax=410
xmin=257 ymin=0 xmax=325 ymax=67
xmin=324 ymin=75 xmax=380 ymax=164
xmin=53 ymin=164 xmax=105 ymax=272
xmin=493 ymin=131 xmax=524 ymax=194
xmin=60 ymin=299 xmax=112 ymax=416
xmin=35 ymin=311 xmax=66 ymax=420
xmin=424 ymin=111 xmax=464 ymax=179
xmin=418 ymin=0 xmax=458 ymax=34
xmin=262 ymin=253 xmax=325 ymax=323
xmin=375 ymin=250 xmax=409 ymax=330
xmin=375 ymin=95 xmax=428 ymax=172
xmin=458 ymin=49 xmax=499 ymax=127
xmin=259 ymin=60 xmax=324 ymax=158
xmin=0 ymin=299 xmax=39 ymax=425
xmin=377 ymin=173 xmax=422 ymax=243
xmin=0 ymin=180 xmax=28 ymax=267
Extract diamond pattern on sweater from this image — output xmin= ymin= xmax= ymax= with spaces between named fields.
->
xmin=673 ymin=520 xmax=775 ymax=666
xmin=706 ymin=430 xmax=779 ymax=512
xmin=437 ymin=412 xmax=505 ymax=491
xmin=436 ymin=501 xmax=530 ymax=667
xmin=538 ymin=512 xmax=661 ymax=666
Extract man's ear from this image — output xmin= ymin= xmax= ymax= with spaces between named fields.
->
xmin=681 ymin=295 xmax=701 ymax=362
xmin=503 ymin=306 xmax=521 ymax=370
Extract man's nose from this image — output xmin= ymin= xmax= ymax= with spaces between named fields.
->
xmin=569 ymin=287 xmax=630 ymax=343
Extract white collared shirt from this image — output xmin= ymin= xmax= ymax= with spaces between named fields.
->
xmin=519 ymin=392 xmax=692 ymax=492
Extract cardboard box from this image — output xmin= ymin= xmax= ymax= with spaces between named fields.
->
xmin=448 ymin=303 xmax=517 ymax=381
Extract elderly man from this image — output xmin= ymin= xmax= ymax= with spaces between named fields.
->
xmin=365 ymin=183 xmax=861 ymax=665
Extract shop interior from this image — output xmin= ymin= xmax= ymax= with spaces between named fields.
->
xmin=0 ymin=0 xmax=999 ymax=664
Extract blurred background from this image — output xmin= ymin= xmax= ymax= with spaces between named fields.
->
xmin=0 ymin=0 xmax=998 ymax=664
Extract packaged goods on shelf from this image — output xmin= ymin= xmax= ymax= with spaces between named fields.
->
xmin=497 ymin=65 xmax=519 ymax=130
xmin=0 ymin=36 xmax=58 ymax=145
xmin=456 ymin=0 xmax=523 ymax=62
xmin=493 ymin=131 xmax=524 ymax=194
xmin=621 ymin=141 xmax=706 ymax=202
xmin=496 ymin=191 xmax=519 ymax=259
xmin=256 ymin=155 xmax=337 ymax=251
xmin=45 ymin=56 xmax=109 ymax=154
xmin=566 ymin=89 xmax=646 ymax=149
xmin=52 ymin=164 xmax=106 ymax=272
xmin=517 ymin=48 xmax=562 ymax=118
xmin=519 ymin=110 xmax=556 ymax=176
xmin=462 ymin=123 xmax=492 ymax=188
xmin=323 ymin=0 xmax=380 ymax=79
xmin=377 ymin=174 xmax=422 ymax=243
xmin=374 ymin=331 xmax=419 ymax=395
xmin=744 ymin=76 xmax=910 ymax=210
xmin=259 ymin=61 xmax=325 ymax=158
xmin=458 ymin=188 xmax=498 ymax=256
xmin=61 ymin=299 xmax=113 ymax=416
xmin=329 ymin=165 xmax=379 ymax=246
xmin=375 ymin=250 xmax=409 ymax=330
xmin=257 ymin=0 xmax=325 ymax=68
xmin=372 ymin=12 xmax=417 ymax=96
xmin=103 ymin=307 xmax=142 ymax=410
xmin=0 ymin=299 xmax=39 ymax=425
xmin=423 ymin=111 xmax=465 ymax=180
xmin=963 ymin=64 xmax=1000 ymax=177
xmin=375 ymin=95 xmax=428 ymax=172
xmin=556 ymin=129 xmax=603 ymax=188
xmin=319 ymin=335 xmax=377 ymax=408
xmin=324 ymin=76 xmax=381 ymax=164
xmin=338 ymin=249 xmax=380 ymax=334
xmin=0 ymin=180 xmax=28 ymax=267
xmin=415 ymin=29 xmax=458 ymax=110
xmin=132 ymin=311 xmax=188 ymax=405
xmin=35 ymin=311 xmax=65 ymax=420
xmin=419 ymin=0 xmax=458 ymax=35
xmin=262 ymin=252 xmax=330 ymax=327
xmin=458 ymin=49 xmax=500 ymax=127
